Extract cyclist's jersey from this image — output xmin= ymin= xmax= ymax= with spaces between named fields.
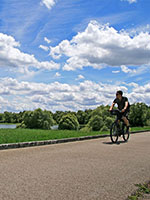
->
xmin=113 ymin=96 xmax=130 ymax=111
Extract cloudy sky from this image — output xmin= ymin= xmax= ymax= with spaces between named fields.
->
xmin=0 ymin=0 xmax=150 ymax=112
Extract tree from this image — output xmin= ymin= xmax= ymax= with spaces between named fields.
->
xmin=0 ymin=113 xmax=4 ymax=122
xmin=129 ymin=103 xmax=148 ymax=127
xmin=100 ymin=125 xmax=109 ymax=132
xmin=12 ymin=113 xmax=19 ymax=123
xmin=88 ymin=115 xmax=104 ymax=131
xmin=76 ymin=110 xmax=86 ymax=124
xmin=59 ymin=113 xmax=79 ymax=130
xmin=20 ymin=108 xmax=54 ymax=129
xmin=84 ymin=109 xmax=93 ymax=124
xmin=53 ymin=111 xmax=65 ymax=124
xmin=4 ymin=111 xmax=13 ymax=123
xmin=104 ymin=117 xmax=114 ymax=129
xmin=18 ymin=111 xmax=25 ymax=123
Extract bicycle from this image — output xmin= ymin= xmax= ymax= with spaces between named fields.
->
xmin=110 ymin=109 xmax=130 ymax=143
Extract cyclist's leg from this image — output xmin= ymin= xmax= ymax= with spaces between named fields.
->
xmin=122 ymin=110 xmax=129 ymax=125
xmin=122 ymin=116 xmax=129 ymax=126
xmin=122 ymin=111 xmax=130 ymax=132
xmin=116 ymin=112 xmax=122 ymax=135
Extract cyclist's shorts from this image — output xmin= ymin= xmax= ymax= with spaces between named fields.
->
xmin=121 ymin=110 xmax=129 ymax=118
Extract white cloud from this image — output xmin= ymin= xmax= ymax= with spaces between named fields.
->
xmin=121 ymin=65 xmax=137 ymax=73
xmin=0 ymin=33 xmax=60 ymax=73
xmin=121 ymin=0 xmax=137 ymax=4
xmin=112 ymin=70 xmax=120 ymax=73
xmin=0 ymin=96 xmax=9 ymax=110
xmin=1 ymin=77 xmax=150 ymax=112
xmin=0 ymin=77 xmax=126 ymax=112
xmin=41 ymin=0 xmax=56 ymax=10
xmin=50 ymin=21 xmax=150 ymax=71
xmin=128 ymin=24 xmax=150 ymax=37
xmin=121 ymin=65 xmax=148 ymax=76
xmin=39 ymin=45 xmax=49 ymax=51
xmin=123 ymin=82 xmax=138 ymax=88
xmin=76 ymin=75 xmax=85 ymax=80
xmin=55 ymin=72 xmax=61 ymax=77
xmin=44 ymin=37 xmax=51 ymax=44
xmin=132 ymin=83 xmax=150 ymax=94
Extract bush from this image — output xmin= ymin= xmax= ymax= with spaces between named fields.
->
xmin=100 ymin=125 xmax=109 ymax=132
xmin=19 ymin=108 xmax=54 ymax=129
xmin=76 ymin=110 xmax=86 ymax=124
xmin=17 ymin=122 xmax=26 ymax=129
xmin=145 ymin=120 xmax=150 ymax=126
xmin=80 ymin=126 xmax=92 ymax=132
xmin=104 ymin=117 xmax=114 ymax=129
xmin=129 ymin=103 xmax=147 ymax=127
xmin=88 ymin=115 xmax=104 ymax=131
xmin=59 ymin=113 xmax=79 ymax=130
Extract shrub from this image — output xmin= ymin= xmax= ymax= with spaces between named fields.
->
xmin=76 ymin=110 xmax=86 ymax=124
xmin=17 ymin=122 xmax=26 ymax=129
xmin=145 ymin=120 xmax=150 ymax=126
xmin=43 ymin=120 xmax=50 ymax=130
xmin=104 ymin=117 xmax=114 ymax=129
xmin=100 ymin=125 xmax=109 ymax=132
xmin=19 ymin=108 xmax=54 ymax=129
xmin=59 ymin=113 xmax=79 ymax=130
xmin=80 ymin=126 xmax=92 ymax=132
xmin=129 ymin=103 xmax=147 ymax=127
xmin=88 ymin=115 xmax=104 ymax=131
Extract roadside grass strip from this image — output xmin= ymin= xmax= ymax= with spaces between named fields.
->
xmin=0 ymin=127 xmax=150 ymax=145
xmin=0 ymin=129 xmax=109 ymax=144
xmin=128 ymin=181 xmax=150 ymax=200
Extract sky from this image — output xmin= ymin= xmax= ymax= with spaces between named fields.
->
xmin=0 ymin=0 xmax=150 ymax=112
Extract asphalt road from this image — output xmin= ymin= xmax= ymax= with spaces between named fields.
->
xmin=0 ymin=132 xmax=150 ymax=200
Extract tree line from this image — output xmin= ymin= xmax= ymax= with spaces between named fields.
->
xmin=0 ymin=102 xmax=150 ymax=131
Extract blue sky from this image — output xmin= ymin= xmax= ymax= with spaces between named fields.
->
xmin=0 ymin=0 xmax=150 ymax=112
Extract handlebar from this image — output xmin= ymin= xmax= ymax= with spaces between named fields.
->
xmin=109 ymin=109 xmax=122 ymax=115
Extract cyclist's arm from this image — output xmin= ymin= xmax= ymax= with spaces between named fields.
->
xmin=109 ymin=102 xmax=115 ymax=111
xmin=122 ymin=101 xmax=128 ymax=112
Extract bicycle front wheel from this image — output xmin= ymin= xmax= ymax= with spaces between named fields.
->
xmin=110 ymin=122 xmax=119 ymax=143
xmin=122 ymin=126 xmax=130 ymax=142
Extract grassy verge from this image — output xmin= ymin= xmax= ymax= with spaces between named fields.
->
xmin=0 ymin=123 xmax=20 ymax=125
xmin=131 ymin=126 xmax=150 ymax=132
xmin=0 ymin=126 xmax=149 ymax=144
xmin=0 ymin=129 xmax=109 ymax=144
xmin=128 ymin=181 xmax=150 ymax=200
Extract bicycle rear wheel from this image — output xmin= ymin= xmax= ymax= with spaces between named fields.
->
xmin=110 ymin=122 xmax=119 ymax=143
xmin=122 ymin=125 xmax=130 ymax=142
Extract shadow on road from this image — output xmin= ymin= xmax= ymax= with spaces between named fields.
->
xmin=103 ymin=140 xmax=128 ymax=145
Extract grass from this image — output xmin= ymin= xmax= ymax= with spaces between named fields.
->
xmin=131 ymin=126 xmax=150 ymax=132
xmin=0 ymin=129 xmax=108 ymax=144
xmin=0 ymin=126 xmax=149 ymax=144
xmin=0 ymin=123 xmax=20 ymax=125
xmin=128 ymin=182 xmax=150 ymax=200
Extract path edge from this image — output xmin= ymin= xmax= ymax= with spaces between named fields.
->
xmin=0 ymin=130 xmax=149 ymax=150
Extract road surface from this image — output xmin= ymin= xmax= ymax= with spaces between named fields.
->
xmin=0 ymin=132 xmax=150 ymax=200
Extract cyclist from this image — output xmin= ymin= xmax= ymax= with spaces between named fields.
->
xmin=109 ymin=90 xmax=130 ymax=133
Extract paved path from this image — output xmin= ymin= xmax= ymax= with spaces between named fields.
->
xmin=0 ymin=132 xmax=150 ymax=200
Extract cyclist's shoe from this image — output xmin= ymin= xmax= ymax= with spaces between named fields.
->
xmin=117 ymin=126 xmax=122 ymax=136
xmin=118 ymin=129 xmax=123 ymax=136
xmin=113 ymin=132 xmax=118 ymax=136
xmin=118 ymin=132 xmax=122 ymax=136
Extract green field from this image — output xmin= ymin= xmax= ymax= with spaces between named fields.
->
xmin=130 ymin=126 xmax=150 ymax=132
xmin=0 ymin=129 xmax=107 ymax=144
xmin=0 ymin=126 xmax=150 ymax=144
